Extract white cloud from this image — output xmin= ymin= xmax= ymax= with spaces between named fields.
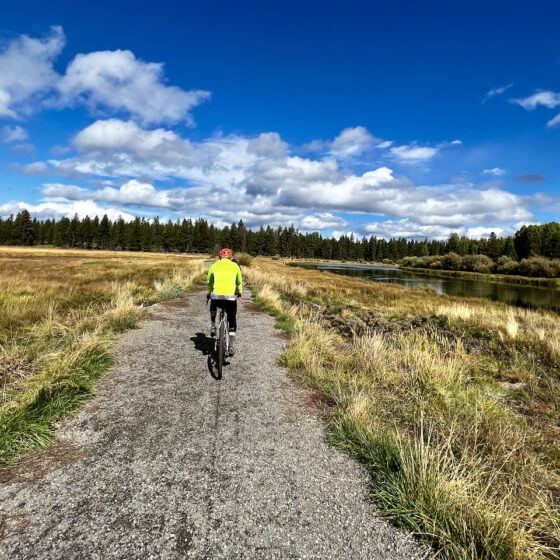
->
xmin=362 ymin=218 xmax=517 ymax=241
xmin=390 ymin=144 xmax=438 ymax=162
xmin=41 ymin=179 xmax=172 ymax=208
xmin=247 ymin=132 xmax=288 ymax=158
xmin=329 ymin=126 xmax=378 ymax=157
xmin=300 ymin=213 xmax=348 ymax=231
xmin=1 ymin=125 xmax=28 ymax=142
xmin=482 ymin=83 xmax=513 ymax=103
xmin=0 ymin=27 xmax=208 ymax=125
xmin=301 ymin=126 xmax=381 ymax=158
xmin=0 ymin=26 xmax=65 ymax=119
xmin=11 ymin=120 xmax=535 ymax=236
xmin=511 ymin=90 xmax=560 ymax=110
xmin=0 ymin=199 xmax=135 ymax=222
xmin=56 ymin=49 xmax=210 ymax=125
xmin=546 ymin=113 xmax=560 ymax=128
xmin=482 ymin=167 xmax=507 ymax=176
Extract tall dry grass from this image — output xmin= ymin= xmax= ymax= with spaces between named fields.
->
xmin=0 ymin=247 xmax=207 ymax=466
xmin=247 ymin=258 xmax=560 ymax=559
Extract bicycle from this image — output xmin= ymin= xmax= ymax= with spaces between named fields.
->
xmin=215 ymin=305 xmax=229 ymax=379
xmin=208 ymin=296 xmax=243 ymax=379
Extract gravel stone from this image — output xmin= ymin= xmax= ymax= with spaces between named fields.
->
xmin=0 ymin=288 xmax=427 ymax=559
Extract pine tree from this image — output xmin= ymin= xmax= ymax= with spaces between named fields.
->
xmin=13 ymin=210 xmax=35 ymax=245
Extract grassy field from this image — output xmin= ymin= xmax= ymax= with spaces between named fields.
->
xmin=0 ymin=247 xmax=207 ymax=467
xmin=247 ymin=258 xmax=560 ymax=559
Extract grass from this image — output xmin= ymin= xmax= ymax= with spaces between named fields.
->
xmin=247 ymin=258 xmax=560 ymax=559
xmin=0 ymin=247 xmax=207 ymax=467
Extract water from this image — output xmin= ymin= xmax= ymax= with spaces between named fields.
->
xmin=291 ymin=262 xmax=560 ymax=310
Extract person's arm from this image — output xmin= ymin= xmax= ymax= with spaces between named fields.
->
xmin=235 ymin=265 xmax=242 ymax=296
xmin=207 ymin=266 xmax=214 ymax=297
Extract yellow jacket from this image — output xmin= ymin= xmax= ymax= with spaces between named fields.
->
xmin=207 ymin=258 xmax=242 ymax=300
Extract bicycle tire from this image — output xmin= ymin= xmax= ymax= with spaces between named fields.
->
xmin=217 ymin=317 xmax=225 ymax=379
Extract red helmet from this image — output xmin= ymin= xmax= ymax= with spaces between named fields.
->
xmin=219 ymin=248 xmax=233 ymax=259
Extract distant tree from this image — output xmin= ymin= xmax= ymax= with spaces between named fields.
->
xmin=13 ymin=210 xmax=35 ymax=245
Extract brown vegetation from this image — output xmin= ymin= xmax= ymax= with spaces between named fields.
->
xmin=247 ymin=258 xmax=560 ymax=559
xmin=0 ymin=247 xmax=206 ymax=465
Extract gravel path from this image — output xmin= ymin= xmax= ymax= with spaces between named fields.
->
xmin=0 ymin=288 xmax=426 ymax=559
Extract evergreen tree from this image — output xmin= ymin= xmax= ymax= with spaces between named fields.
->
xmin=13 ymin=210 xmax=35 ymax=245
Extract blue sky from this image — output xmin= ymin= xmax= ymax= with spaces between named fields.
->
xmin=0 ymin=0 xmax=559 ymax=239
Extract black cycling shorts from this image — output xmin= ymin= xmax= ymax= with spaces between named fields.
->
xmin=210 ymin=299 xmax=237 ymax=332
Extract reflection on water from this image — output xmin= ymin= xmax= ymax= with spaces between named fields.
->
xmin=292 ymin=263 xmax=560 ymax=310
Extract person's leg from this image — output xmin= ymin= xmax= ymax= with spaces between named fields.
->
xmin=226 ymin=300 xmax=237 ymax=355
xmin=210 ymin=299 xmax=217 ymax=336
xmin=226 ymin=300 xmax=237 ymax=332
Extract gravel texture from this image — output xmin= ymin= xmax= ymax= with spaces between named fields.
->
xmin=0 ymin=288 xmax=427 ymax=559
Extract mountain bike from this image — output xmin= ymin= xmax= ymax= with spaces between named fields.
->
xmin=208 ymin=296 xmax=243 ymax=379
xmin=215 ymin=306 xmax=229 ymax=379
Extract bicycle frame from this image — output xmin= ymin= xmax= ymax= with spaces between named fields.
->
xmin=214 ymin=307 xmax=229 ymax=354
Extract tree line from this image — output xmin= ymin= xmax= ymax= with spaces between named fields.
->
xmin=1 ymin=210 xmax=560 ymax=263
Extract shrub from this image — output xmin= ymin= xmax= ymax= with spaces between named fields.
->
xmin=496 ymin=256 xmax=519 ymax=275
xmin=442 ymin=252 xmax=462 ymax=270
xmin=463 ymin=254 xmax=494 ymax=273
xmin=400 ymin=256 xmax=422 ymax=268
xmin=236 ymin=252 xmax=253 ymax=267
xmin=517 ymin=257 xmax=554 ymax=278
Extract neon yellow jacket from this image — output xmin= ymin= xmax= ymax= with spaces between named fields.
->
xmin=207 ymin=258 xmax=242 ymax=300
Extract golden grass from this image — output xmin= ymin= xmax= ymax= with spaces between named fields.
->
xmin=0 ymin=247 xmax=207 ymax=465
xmin=247 ymin=258 xmax=560 ymax=559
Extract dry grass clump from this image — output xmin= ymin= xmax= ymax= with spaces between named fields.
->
xmin=0 ymin=247 xmax=207 ymax=466
xmin=248 ymin=257 xmax=560 ymax=559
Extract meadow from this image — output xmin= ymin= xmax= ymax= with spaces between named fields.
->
xmin=247 ymin=258 xmax=560 ymax=559
xmin=0 ymin=247 xmax=206 ymax=466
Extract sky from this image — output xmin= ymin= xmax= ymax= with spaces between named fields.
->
xmin=0 ymin=0 xmax=559 ymax=240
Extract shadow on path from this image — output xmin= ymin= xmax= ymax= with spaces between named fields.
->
xmin=190 ymin=332 xmax=226 ymax=380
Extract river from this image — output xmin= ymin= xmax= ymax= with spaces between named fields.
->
xmin=290 ymin=262 xmax=560 ymax=310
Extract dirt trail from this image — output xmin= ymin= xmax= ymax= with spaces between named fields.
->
xmin=0 ymin=288 xmax=425 ymax=559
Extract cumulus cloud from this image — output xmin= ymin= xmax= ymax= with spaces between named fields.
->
xmin=301 ymin=126 xmax=381 ymax=158
xmin=300 ymin=213 xmax=348 ymax=231
xmin=247 ymin=132 xmax=288 ymax=158
xmin=8 ymin=120 xmax=536 ymax=239
xmin=482 ymin=83 xmax=513 ymax=103
xmin=41 ymin=180 xmax=172 ymax=208
xmin=0 ymin=26 xmax=65 ymax=119
xmin=361 ymin=218 xmax=517 ymax=241
xmin=1 ymin=125 xmax=28 ymax=142
xmin=0 ymin=199 xmax=135 ymax=222
xmin=0 ymin=27 xmax=208 ymax=125
xmin=56 ymin=49 xmax=210 ymax=125
xmin=482 ymin=167 xmax=506 ymax=176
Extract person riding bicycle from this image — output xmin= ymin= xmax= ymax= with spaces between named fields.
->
xmin=207 ymin=248 xmax=242 ymax=356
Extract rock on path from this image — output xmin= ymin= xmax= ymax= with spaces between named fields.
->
xmin=0 ymin=288 xmax=425 ymax=559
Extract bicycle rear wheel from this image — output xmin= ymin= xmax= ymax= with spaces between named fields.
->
xmin=217 ymin=317 xmax=225 ymax=379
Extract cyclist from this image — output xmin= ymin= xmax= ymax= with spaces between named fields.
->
xmin=207 ymin=248 xmax=242 ymax=356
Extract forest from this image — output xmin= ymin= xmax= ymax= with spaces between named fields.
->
xmin=1 ymin=210 xmax=560 ymax=265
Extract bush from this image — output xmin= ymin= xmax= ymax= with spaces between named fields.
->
xmin=517 ymin=257 xmax=555 ymax=278
xmin=463 ymin=254 xmax=494 ymax=273
xmin=236 ymin=252 xmax=253 ymax=267
xmin=496 ymin=256 xmax=519 ymax=275
xmin=400 ymin=256 xmax=422 ymax=268
xmin=442 ymin=252 xmax=462 ymax=270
